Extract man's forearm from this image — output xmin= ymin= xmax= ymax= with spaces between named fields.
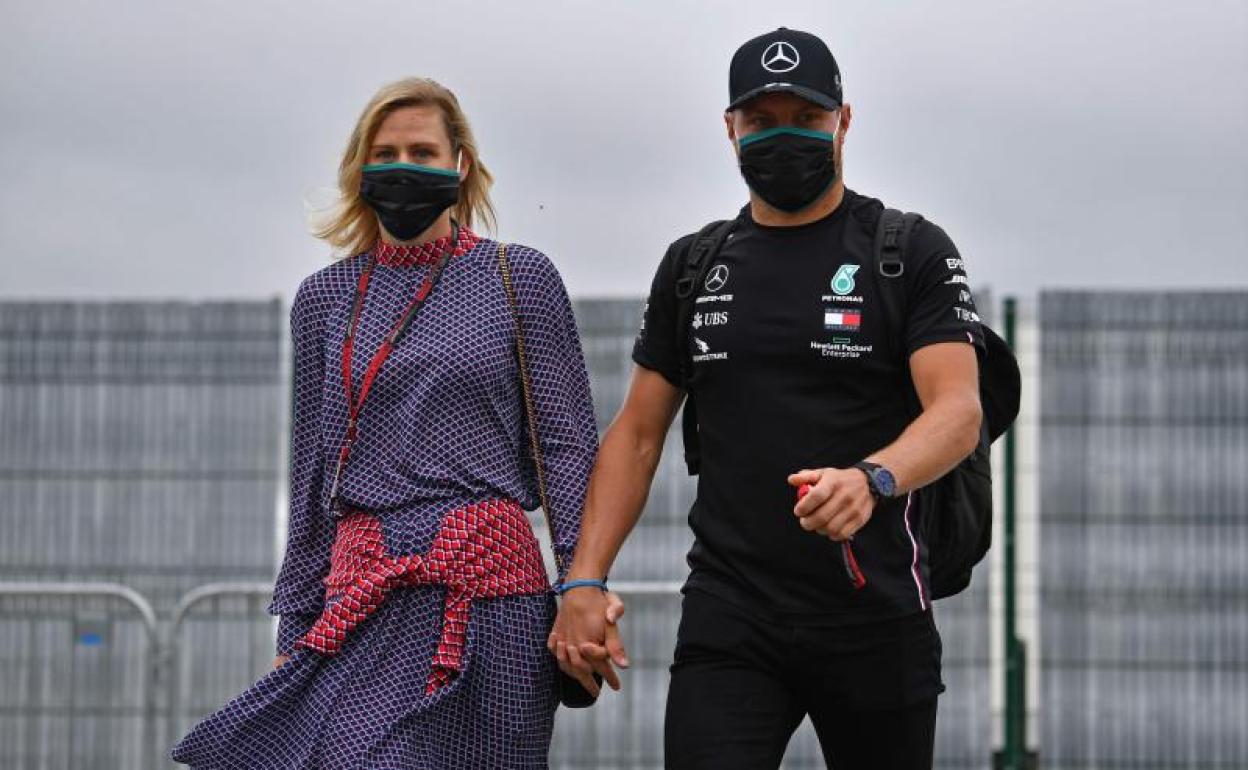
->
xmin=566 ymin=419 xmax=665 ymax=580
xmin=867 ymin=393 xmax=982 ymax=495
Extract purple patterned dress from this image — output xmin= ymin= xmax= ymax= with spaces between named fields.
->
xmin=170 ymin=228 xmax=599 ymax=769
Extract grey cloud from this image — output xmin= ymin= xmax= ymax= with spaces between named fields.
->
xmin=1 ymin=0 xmax=1245 ymax=301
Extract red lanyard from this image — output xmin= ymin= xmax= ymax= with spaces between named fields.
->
xmin=327 ymin=225 xmax=458 ymax=509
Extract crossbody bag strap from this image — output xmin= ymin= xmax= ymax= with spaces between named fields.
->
xmin=497 ymin=242 xmax=565 ymax=577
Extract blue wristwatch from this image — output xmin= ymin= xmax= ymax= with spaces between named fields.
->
xmin=853 ymin=461 xmax=897 ymax=499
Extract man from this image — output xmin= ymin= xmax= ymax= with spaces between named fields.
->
xmin=550 ymin=27 xmax=984 ymax=769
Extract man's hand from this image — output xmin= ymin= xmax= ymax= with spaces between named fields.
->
xmin=549 ymin=589 xmax=629 ymax=697
xmin=272 ymin=654 xmax=290 ymax=670
xmin=788 ymin=467 xmax=875 ymax=541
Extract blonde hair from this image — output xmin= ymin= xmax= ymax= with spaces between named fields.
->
xmin=314 ymin=78 xmax=496 ymax=256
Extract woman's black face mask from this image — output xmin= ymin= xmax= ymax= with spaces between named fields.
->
xmin=359 ymin=158 xmax=461 ymax=241
xmin=736 ymin=127 xmax=837 ymax=213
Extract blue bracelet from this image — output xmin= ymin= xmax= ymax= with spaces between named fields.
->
xmin=554 ymin=578 xmax=609 ymax=596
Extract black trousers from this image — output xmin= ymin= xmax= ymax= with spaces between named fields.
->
xmin=664 ymin=589 xmax=943 ymax=770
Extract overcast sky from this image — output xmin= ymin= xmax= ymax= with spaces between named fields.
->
xmin=1 ymin=0 xmax=1245 ymax=304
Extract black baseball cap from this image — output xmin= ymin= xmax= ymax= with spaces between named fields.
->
xmin=727 ymin=27 xmax=842 ymax=111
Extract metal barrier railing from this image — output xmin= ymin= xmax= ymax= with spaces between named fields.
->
xmin=0 ymin=581 xmax=161 ymax=768
xmin=161 ymin=581 xmax=274 ymax=768
xmin=1 ymin=578 xmax=999 ymax=768
xmin=0 ymin=579 xmax=686 ymax=769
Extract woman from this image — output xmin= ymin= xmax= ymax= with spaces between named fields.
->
xmin=171 ymin=77 xmax=606 ymax=769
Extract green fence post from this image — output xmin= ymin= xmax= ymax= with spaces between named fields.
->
xmin=995 ymin=296 xmax=1031 ymax=770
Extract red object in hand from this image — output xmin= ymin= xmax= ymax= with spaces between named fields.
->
xmin=796 ymin=480 xmax=866 ymax=590
xmin=840 ymin=540 xmax=867 ymax=589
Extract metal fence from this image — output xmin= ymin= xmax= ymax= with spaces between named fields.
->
xmin=162 ymin=583 xmax=275 ymax=766
xmin=9 ymin=291 xmax=1245 ymax=767
xmin=0 ymin=295 xmax=997 ymax=768
xmin=1039 ymin=292 xmax=1248 ymax=768
xmin=0 ymin=300 xmax=284 ymax=769
xmin=0 ymin=583 xmax=158 ymax=768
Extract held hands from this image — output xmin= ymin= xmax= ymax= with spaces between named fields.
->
xmin=548 ymin=588 xmax=629 ymax=698
xmin=788 ymin=467 xmax=876 ymax=541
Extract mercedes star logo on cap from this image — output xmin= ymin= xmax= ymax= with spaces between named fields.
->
xmin=728 ymin=28 xmax=842 ymax=111
xmin=761 ymin=41 xmax=800 ymax=73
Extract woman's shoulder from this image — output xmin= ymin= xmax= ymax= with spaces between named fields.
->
xmin=468 ymin=237 xmax=565 ymax=286
xmin=294 ymin=253 xmax=368 ymax=307
xmin=290 ymin=253 xmax=368 ymax=327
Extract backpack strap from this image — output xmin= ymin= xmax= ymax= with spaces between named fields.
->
xmin=871 ymin=208 xmax=923 ymax=365
xmin=675 ymin=220 xmax=734 ymax=302
xmin=869 ymin=208 xmax=925 ymax=424
xmin=673 ymin=219 xmax=736 ymax=475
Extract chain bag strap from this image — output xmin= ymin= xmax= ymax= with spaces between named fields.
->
xmin=497 ymin=242 xmax=565 ymax=576
xmin=498 ymin=246 xmax=607 ymax=590
xmin=497 ymin=241 xmax=602 ymax=708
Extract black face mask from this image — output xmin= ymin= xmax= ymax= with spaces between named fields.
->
xmin=736 ymin=127 xmax=837 ymax=213
xmin=360 ymin=161 xmax=461 ymax=241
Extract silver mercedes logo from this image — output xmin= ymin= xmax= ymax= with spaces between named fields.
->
xmin=705 ymin=264 xmax=730 ymax=292
xmin=761 ymin=41 xmax=800 ymax=73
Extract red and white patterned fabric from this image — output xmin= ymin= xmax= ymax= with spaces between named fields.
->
xmin=296 ymin=499 xmax=550 ymax=694
xmin=373 ymin=227 xmax=480 ymax=267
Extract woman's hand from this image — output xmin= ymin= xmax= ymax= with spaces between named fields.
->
xmin=272 ymin=654 xmax=290 ymax=670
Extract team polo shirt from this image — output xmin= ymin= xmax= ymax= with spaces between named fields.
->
xmin=633 ymin=189 xmax=985 ymax=624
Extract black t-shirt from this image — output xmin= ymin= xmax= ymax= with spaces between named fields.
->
xmin=633 ymin=189 xmax=985 ymax=625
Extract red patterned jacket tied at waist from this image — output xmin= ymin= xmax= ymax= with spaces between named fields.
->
xmin=294 ymin=498 xmax=550 ymax=694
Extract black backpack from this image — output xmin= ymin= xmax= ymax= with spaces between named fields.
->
xmin=670 ymin=205 xmax=1021 ymax=600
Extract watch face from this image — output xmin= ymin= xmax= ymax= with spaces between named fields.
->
xmin=874 ymin=468 xmax=897 ymax=498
